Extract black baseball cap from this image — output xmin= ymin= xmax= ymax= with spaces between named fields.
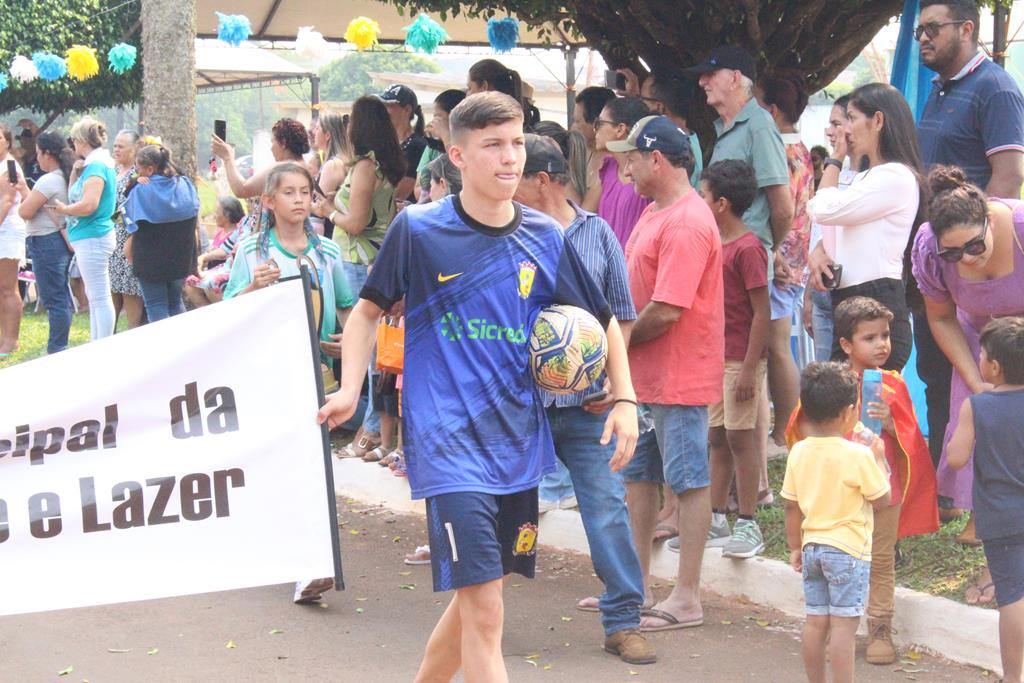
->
xmin=373 ymin=84 xmax=418 ymax=108
xmin=523 ymin=134 xmax=568 ymax=175
xmin=606 ymin=116 xmax=691 ymax=155
xmin=683 ymin=46 xmax=757 ymax=82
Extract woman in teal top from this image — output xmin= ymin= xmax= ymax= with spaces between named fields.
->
xmin=54 ymin=117 xmax=118 ymax=340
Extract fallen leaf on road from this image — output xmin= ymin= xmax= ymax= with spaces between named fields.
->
xmin=525 ymin=660 xmax=537 ymax=667
xmin=356 ymin=608 xmax=364 ymax=614
xmin=399 ymin=583 xmax=416 ymax=590
xmin=629 ymin=670 xmax=639 ymax=676
xmin=906 ymin=651 xmax=922 ymax=660
xmin=319 ymin=603 xmax=328 ymax=609
xmin=269 ymin=629 xmax=284 ymax=635
xmin=511 ymin=583 xmax=522 ymax=587
xmin=106 ymin=648 xmax=131 ymax=653
xmin=755 ymin=619 xmax=770 ymax=627
xmin=349 ymin=530 xmax=360 ymax=535
xmin=720 ymin=620 xmax=732 ymax=625
xmin=525 ymin=654 xmax=540 ymax=660
xmin=356 ymin=597 xmax=368 ymax=602
xmin=398 ymin=571 xmax=412 ymax=576
xmin=147 ymin=648 xmax=159 ymax=656
xmin=543 ymin=664 xmax=553 ymax=670
xmin=226 ymin=640 xmax=236 ymax=649
xmin=561 ymin=616 xmax=572 ymax=622
xmin=392 ymin=536 xmax=401 ymax=543
xmin=57 ymin=666 xmax=73 ymax=676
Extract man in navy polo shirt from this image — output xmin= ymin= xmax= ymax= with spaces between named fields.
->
xmin=917 ymin=0 xmax=1024 ymax=196
xmin=916 ymin=0 xmax=1024 ymax=480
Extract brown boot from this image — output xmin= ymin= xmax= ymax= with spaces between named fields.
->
xmin=866 ymin=617 xmax=897 ymax=664
xmin=604 ymin=629 xmax=657 ymax=665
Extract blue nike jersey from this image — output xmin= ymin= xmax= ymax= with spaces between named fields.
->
xmin=362 ymin=195 xmax=611 ymax=499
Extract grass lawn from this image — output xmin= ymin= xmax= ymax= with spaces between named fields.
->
xmin=3 ymin=308 xmax=989 ymax=605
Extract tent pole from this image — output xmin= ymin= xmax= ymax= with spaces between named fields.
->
xmin=565 ymin=45 xmax=578 ymax=130
xmin=993 ymin=3 xmax=1008 ymax=67
xmin=311 ymin=75 xmax=321 ymax=121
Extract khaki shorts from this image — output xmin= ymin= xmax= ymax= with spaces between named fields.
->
xmin=709 ymin=359 xmax=767 ymax=430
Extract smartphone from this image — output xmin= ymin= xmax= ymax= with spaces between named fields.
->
xmin=604 ymin=70 xmax=627 ymax=91
xmin=6 ymin=159 xmax=16 ymax=185
xmin=214 ymin=119 xmax=227 ymax=142
xmin=582 ymin=391 xmax=609 ymax=406
xmin=822 ymin=263 xmax=844 ymax=291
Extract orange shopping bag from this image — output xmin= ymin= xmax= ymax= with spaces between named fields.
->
xmin=375 ymin=316 xmax=404 ymax=373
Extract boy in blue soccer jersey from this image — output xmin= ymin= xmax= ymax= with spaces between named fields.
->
xmin=318 ymin=92 xmax=640 ymax=682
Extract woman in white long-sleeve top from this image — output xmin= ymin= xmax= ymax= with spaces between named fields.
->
xmin=806 ymin=83 xmax=926 ymax=369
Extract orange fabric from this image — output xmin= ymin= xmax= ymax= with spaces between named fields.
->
xmin=784 ymin=370 xmax=939 ymax=539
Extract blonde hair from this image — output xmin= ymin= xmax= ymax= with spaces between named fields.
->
xmin=70 ymin=116 xmax=108 ymax=149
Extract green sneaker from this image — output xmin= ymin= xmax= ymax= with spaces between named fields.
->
xmin=706 ymin=517 xmax=731 ymax=548
xmin=721 ymin=519 xmax=764 ymax=559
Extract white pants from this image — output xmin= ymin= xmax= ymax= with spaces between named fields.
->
xmin=72 ymin=232 xmax=116 ymax=340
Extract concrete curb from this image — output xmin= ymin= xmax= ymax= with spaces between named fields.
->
xmin=332 ymin=458 xmax=999 ymax=674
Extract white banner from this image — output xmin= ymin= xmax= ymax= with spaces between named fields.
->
xmin=0 ymin=278 xmax=340 ymax=616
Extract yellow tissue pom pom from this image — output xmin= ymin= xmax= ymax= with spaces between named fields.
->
xmin=66 ymin=45 xmax=100 ymax=81
xmin=344 ymin=17 xmax=380 ymax=51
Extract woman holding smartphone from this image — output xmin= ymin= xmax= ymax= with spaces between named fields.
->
xmin=0 ymin=123 xmax=27 ymax=357
xmin=807 ymin=83 xmax=925 ymax=369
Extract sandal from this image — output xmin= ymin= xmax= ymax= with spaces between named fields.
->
xmin=404 ymin=545 xmax=431 ymax=565
xmin=363 ymin=445 xmax=392 ymax=463
xmin=379 ymin=449 xmax=401 ymax=467
xmin=653 ymin=523 xmax=678 ymax=543
xmin=965 ymin=581 xmax=996 ymax=606
xmin=337 ymin=432 xmax=382 ymax=459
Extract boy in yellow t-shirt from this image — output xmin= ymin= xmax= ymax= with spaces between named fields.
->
xmin=781 ymin=362 xmax=892 ymax=683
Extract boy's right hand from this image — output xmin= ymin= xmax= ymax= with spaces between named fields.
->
xmin=789 ymin=549 xmax=802 ymax=572
xmin=317 ymin=387 xmax=359 ymax=430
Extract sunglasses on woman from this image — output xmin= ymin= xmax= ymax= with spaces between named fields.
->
xmin=937 ymin=219 xmax=988 ymax=262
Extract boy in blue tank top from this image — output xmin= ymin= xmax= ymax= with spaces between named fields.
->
xmin=318 ymin=92 xmax=640 ymax=682
xmin=948 ymin=317 xmax=1024 ymax=683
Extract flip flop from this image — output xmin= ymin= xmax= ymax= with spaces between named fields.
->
xmin=966 ymin=581 xmax=996 ymax=606
xmin=653 ymin=523 xmax=678 ymax=543
xmin=639 ymin=608 xmax=703 ymax=632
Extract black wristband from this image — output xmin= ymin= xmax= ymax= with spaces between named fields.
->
xmin=613 ymin=398 xmax=638 ymax=407
xmin=823 ymin=158 xmax=843 ymax=170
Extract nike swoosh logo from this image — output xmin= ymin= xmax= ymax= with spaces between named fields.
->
xmin=437 ymin=272 xmax=464 ymax=283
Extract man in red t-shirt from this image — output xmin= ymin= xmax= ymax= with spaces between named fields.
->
xmin=609 ymin=116 xmax=724 ymax=632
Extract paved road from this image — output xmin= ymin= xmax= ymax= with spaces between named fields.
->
xmin=1 ymin=498 xmax=987 ymax=682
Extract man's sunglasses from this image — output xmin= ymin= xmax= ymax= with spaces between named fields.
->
xmin=914 ymin=20 xmax=967 ymax=41
xmin=937 ymin=219 xmax=988 ymax=262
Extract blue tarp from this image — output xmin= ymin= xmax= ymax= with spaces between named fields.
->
xmin=889 ymin=0 xmax=935 ymax=433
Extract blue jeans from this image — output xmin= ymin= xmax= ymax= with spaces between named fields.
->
xmin=539 ymin=458 xmax=576 ymax=503
xmin=810 ymin=288 xmax=834 ymax=362
xmin=801 ymin=543 xmax=870 ymax=617
xmin=622 ymin=404 xmax=710 ymax=494
xmin=26 ymin=233 xmax=73 ymax=354
xmin=139 ymin=278 xmax=185 ymax=322
xmin=547 ymin=406 xmax=645 ymax=635
xmin=343 ymin=261 xmax=380 ymax=434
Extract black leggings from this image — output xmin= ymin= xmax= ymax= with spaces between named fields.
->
xmin=830 ymin=278 xmax=913 ymax=371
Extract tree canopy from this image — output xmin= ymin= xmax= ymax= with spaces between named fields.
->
xmin=0 ymin=0 xmax=141 ymax=116
xmin=318 ymin=51 xmax=441 ymax=102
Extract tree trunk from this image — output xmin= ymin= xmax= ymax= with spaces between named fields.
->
xmin=141 ymin=0 xmax=197 ymax=179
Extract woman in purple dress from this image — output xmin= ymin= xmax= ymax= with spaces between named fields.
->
xmin=912 ymin=166 xmax=1024 ymax=605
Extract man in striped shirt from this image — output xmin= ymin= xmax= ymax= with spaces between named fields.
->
xmin=513 ymin=134 xmax=654 ymax=666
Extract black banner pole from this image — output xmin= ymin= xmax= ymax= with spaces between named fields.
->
xmin=299 ymin=265 xmax=345 ymax=590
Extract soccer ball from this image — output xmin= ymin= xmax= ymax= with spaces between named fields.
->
xmin=529 ymin=305 xmax=608 ymax=395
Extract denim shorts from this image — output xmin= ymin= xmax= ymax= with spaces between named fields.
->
xmin=770 ymin=281 xmax=804 ymax=321
xmin=801 ymin=544 xmax=870 ymax=617
xmin=984 ymin=533 xmax=1024 ymax=607
xmin=620 ymin=404 xmax=710 ymax=494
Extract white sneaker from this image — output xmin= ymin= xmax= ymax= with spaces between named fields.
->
xmin=559 ymin=495 xmax=579 ymax=510
xmin=293 ymin=577 xmax=333 ymax=604
xmin=539 ymin=498 xmax=558 ymax=514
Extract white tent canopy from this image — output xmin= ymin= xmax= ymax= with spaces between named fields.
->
xmin=194 ymin=0 xmax=584 ymax=48
xmin=195 ymin=45 xmax=315 ymax=92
